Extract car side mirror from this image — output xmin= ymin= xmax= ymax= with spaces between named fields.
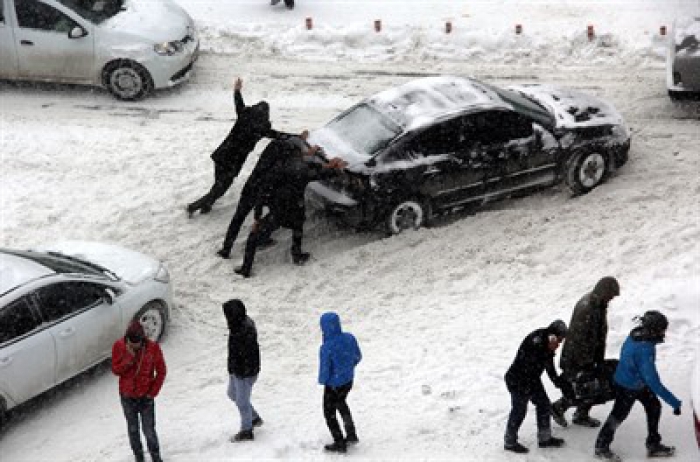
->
xmin=68 ymin=27 xmax=87 ymax=39
xmin=103 ymin=288 xmax=116 ymax=304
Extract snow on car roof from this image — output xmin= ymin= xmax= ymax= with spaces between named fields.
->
xmin=0 ymin=251 xmax=54 ymax=296
xmin=366 ymin=76 xmax=508 ymax=131
xmin=674 ymin=16 xmax=700 ymax=47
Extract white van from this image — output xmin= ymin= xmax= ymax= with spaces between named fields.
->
xmin=0 ymin=0 xmax=199 ymax=100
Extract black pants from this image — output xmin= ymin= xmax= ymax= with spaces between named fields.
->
xmin=504 ymin=385 xmax=552 ymax=445
xmin=323 ymin=382 xmax=357 ymax=443
xmin=221 ymin=188 xmax=258 ymax=253
xmin=595 ymin=385 xmax=662 ymax=450
xmin=189 ymin=162 xmax=239 ymax=211
xmin=239 ymin=213 xmax=303 ymax=272
xmin=554 ymin=360 xmax=618 ymax=417
xmin=120 ymin=396 xmax=160 ymax=459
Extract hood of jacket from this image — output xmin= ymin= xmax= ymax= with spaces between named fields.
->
xmin=320 ymin=312 xmax=342 ymax=339
xmin=223 ymin=299 xmax=247 ymax=330
xmin=592 ymin=276 xmax=620 ymax=302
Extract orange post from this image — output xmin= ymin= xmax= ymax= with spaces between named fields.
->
xmin=446 ymin=21 xmax=452 ymax=34
xmin=587 ymin=24 xmax=595 ymax=40
xmin=660 ymin=25 xmax=667 ymax=36
xmin=515 ymin=24 xmax=522 ymax=35
xmin=374 ymin=19 xmax=382 ymax=33
xmin=305 ymin=17 xmax=313 ymax=30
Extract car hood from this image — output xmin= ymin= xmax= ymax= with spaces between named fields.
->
xmin=34 ymin=241 xmax=161 ymax=285
xmin=308 ymin=127 xmax=373 ymax=173
xmin=101 ymin=0 xmax=194 ymax=42
xmin=508 ymin=84 xmax=625 ymax=129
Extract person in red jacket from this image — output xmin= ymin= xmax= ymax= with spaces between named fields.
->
xmin=112 ymin=321 xmax=167 ymax=462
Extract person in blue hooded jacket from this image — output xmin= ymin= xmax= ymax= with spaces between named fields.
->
xmin=318 ymin=312 xmax=362 ymax=453
xmin=594 ymin=310 xmax=682 ymax=461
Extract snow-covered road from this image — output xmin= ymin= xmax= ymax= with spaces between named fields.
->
xmin=1 ymin=54 xmax=699 ymax=461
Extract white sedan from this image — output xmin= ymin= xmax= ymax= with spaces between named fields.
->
xmin=0 ymin=241 xmax=173 ymax=424
xmin=0 ymin=0 xmax=199 ymax=100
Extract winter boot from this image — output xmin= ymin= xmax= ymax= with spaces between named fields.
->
xmin=324 ymin=441 xmax=347 ymax=453
xmin=551 ymin=401 xmax=569 ymax=428
xmin=538 ymin=437 xmax=565 ymax=448
xmin=186 ymin=204 xmax=197 ymax=218
xmin=292 ymin=252 xmax=310 ymax=265
xmin=595 ymin=447 xmax=622 ymax=461
xmin=345 ymin=434 xmax=359 ymax=446
xmin=647 ymin=443 xmax=675 ymax=458
xmin=234 ymin=266 xmax=251 ymax=278
xmin=150 ymin=453 xmax=163 ymax=462
xmin=216 ymin=248 xmax=231 ymax=259
xmin=231 ymin=429 xmax=254 ymax=442
xmin=252 ymin=416 xmax=264 ymax=428
xmin=134 ymin=452 xmax=145 ymax=462
xmin=504 ymin=442 xmax=529 ymax=454
xmin=572 ymin=415 xmax=601 ymax=427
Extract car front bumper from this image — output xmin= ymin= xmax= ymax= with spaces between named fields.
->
xmin=145 ymin=39 xmax=199 ymax=90
xmin=306 ymin=181 xmax=367 ymax=228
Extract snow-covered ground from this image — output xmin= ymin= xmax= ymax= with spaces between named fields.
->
xmin=1 ymin=1 xmax=699 ymax=461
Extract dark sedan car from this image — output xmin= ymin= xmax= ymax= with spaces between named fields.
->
xmin=307 ymin=76 xmax=631 ymax=234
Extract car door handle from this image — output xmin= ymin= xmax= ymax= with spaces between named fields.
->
xmin=20 ymin=40 xmax=34 ymax=46
xmin=0 ymin=356 xmax=13 ymax=368
xmin=58 ymin=327 xmax=76 ymax=338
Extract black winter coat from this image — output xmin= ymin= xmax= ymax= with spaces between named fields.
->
xmin=505 ymin=327 xmax=562 ymax=394
xmin=226 ymin=316 xmax=261 ymax=378
xmin=210 ymin=90 xmax=285 ymax=170
xmin=262 ymin=157 xmax=339 ymax=229
xmin=559 ymin=292 xmax=608 ymax=375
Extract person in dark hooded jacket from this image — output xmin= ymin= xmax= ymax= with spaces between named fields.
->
xmin=223 ymin=299 xmax=263 ymax=442
xmin=233 ymin=143 xmax=346 ymax=277
xmin=216 ymin=133 xmax=309 ymax=259
xmin=318 ymin=312 xmax=362 ymax=453
xmin=112 ymin=321 xmax=166 ymax=462
xmin=594 ymin=311 xmax=681 ymax=461
xmin=552 ymin=276 xmax=620 ymax=428
xmin=187 ymin=77 xmax=293 ymax=217
xmin=503 ymin=320 xmax=568 ymax=454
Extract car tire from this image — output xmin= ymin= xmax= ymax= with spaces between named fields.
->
xmin=103 ymin=60 xmax=153 ymax=101
xmin=565 ymin=150 xmax=608 ymax=195
xmin=134 ymin=301 xmax=167 ymax=342
xmin=385 ymin=198 xmax=430 ymax=235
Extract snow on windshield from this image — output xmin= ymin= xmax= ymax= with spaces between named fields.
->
xmin=325 ymin=104 xmax=401 ymax=158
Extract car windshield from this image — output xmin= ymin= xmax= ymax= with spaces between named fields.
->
xmin=4 ymin=250 xmax=116 ymax=280
xmin=58 ymin=0 xmax=124 ymax=24
xmin=481 ymin=82 xmax=556 ymax=128
xmin=326 ymin=103 xmax=402 ymax=158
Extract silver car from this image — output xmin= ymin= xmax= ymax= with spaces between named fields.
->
xmin=0 ymin=241 xmax=172 ymax=424
xmin=667 ymin=16 xmax=700 ymax=99
xmin=0 ymin=0 xmax=199 ymax=100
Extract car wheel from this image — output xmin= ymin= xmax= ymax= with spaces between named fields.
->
xmin=385 ymin=198 xmax=430 ymax=235
xmin=134 ymin=302 xmax=167 ymax=342
xmin=565 ymin=150 xmax=608 ymax=195
xmin=103 ymin=60 xmax=153 ymax=101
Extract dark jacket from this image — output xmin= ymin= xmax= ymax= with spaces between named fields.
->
xmin=505 ymin=327 xmax=562 ymax=394
xmin=560 ymin=290 xmax=610 ymax=375
xmin=210 ymin=90 xmax=284 ymax=170
xmin=262 ymin=156 xmax=339 ymax=228
xmin=318 ymin=312 xmax=362 ymax=388
xmin=613 ymin=327 xmax=681 ymax=409
xmin=223 ymin=300 xmax=260 ymax=378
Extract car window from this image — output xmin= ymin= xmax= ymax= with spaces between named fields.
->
xmin=467 ymin=111 xmax=533 ymax=144
xmin=58 ymin=0 xmax=124 ymax=24
xmin=405 ymin=118 xmax=466 ymax=158
xmin=35 ymin=282 xmax=105 ymax=323
xmin=0 ymin=297 xmax=40 ymax=344
xmin=326 ymin=104 xmax=402 ymax=158
xmin=15 ymin=0 xmax=78 ymax=32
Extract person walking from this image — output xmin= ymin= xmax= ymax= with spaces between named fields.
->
xmin=233 ymin=143 xmax=346 ymax=277
xmin=594 ymin=311 xmax=681 ymax=461
xmin=552 ymin=276 xmax=621 ymax=428
xmin=504 ymin=320 xmax=569 ymax=454
xmin=216 ymin=133 xmax=309 ymax=259
xmin=186 ymin=77 xmax=291 ymax=217
xmin=223 ymin=299 xmax=263 ymax=442
xmin=318 ymin=312 xmax=362 ymax=454
xmin=112 ymin=321 xmax=167 ymax=462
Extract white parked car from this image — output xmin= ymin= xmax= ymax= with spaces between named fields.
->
xmin=0 ymin=0 xmax=199 ymax=100
xmin=0 ymin=241 xmax=173 ymax=424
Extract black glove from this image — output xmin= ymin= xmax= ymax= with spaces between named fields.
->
xmin=673 ymin=407 xmax=681 ymax=416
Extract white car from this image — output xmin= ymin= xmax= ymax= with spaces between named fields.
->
xmin=0 ymin=0 xmax=199 ymax=100
xmin=0 ymin=241 xmax=173 ymax=424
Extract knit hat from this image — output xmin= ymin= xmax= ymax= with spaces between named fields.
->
xmin=548 ymin=319 xmax=568 ymax=338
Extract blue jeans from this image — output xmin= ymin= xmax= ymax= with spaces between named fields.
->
xmin=120 ymin=396 xmax=160 ymax=459
xmin=504 ymin=385 xmax=552 ymax=446
xmin=227 ymin=374 xmax=260 ymax=431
